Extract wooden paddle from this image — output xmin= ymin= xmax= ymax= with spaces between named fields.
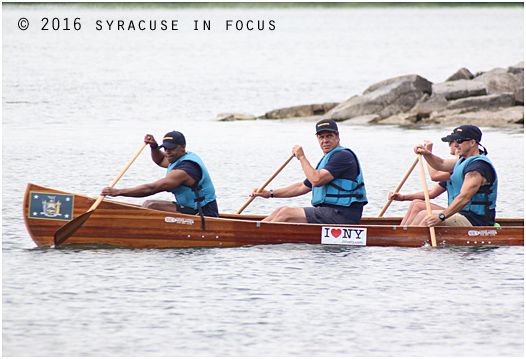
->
xmin=418 ymin=154 xmax=437 ymax=247
xmin=235 ymin=154 xmax=295 ymax=214
xmin=377 ymin=156 xmax=419 ymax=217
xmin=54 ymin=142 xmax=148 ymax=246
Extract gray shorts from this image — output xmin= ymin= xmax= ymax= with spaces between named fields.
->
xmin=304 ymin=205 xmax=362 ymax=225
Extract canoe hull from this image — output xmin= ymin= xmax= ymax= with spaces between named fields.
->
xmin=23 ymin=184 xmax=524 ymax=248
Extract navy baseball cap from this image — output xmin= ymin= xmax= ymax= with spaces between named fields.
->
xmin=315 ymin=119 xmax=338 ymax=134
xmin=441 ymin=125 xmax=482 ymax=143
xmin=159 ymin=131 xmax=186 ymax=149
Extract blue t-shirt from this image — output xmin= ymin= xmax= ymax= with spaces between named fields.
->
xmin=464 ymin=160 xmax=496 ymax=185
xmin=171 ymin=160 xmax=202 ymax=186
xmin=303 ymin=149 xmax=364 ymax=217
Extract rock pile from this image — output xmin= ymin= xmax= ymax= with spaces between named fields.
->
xmin=218 ymin=62 xmax=524 ymax=127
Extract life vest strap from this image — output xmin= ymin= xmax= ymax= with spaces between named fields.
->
xmin=328 ymin=182 xmax=364 ymax=191
xmin=326 ymin=193 xmax=364 ymax=199
xmin=326 ymin=182 xmax=364 ymax=199
xmin=192 ymin=187 xmax=206 ymax=230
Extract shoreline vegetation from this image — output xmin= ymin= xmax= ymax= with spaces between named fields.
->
xmin=218 ymin=62 xmax=525 ymax=128
xmin=7 ymin=2 xmax=524 ymax=8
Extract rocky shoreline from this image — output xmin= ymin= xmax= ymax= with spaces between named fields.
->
xmin=218 ymin=62 xmax=524 ymax=128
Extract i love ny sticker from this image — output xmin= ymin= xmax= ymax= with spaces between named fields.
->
xmin=321 ymin=226 xmax=367 ymax=246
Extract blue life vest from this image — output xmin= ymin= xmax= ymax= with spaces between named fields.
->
xmin=166 ymin=152 xmax=217 ymax=210
xmin=445 ymin=180 xmax=455 ymax=205
xmin=311 ymin=146 xmax=368 ymax=207
xmin=450 ymin=155 xmax=498 ymax=219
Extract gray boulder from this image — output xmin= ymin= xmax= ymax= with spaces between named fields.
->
xmin=410 ymin=93 xmax=448 ymax=115
xmin=363 ymin=74 xmax=432 ymax=95
xmin=446 ymin=93 xmax=516 ymax=111
xmin=432 ymin=79 xmax=487 ymax=100
xmin=475 ymin=72 xmax=524 ymax=95
xmin=507 ymin=61 xmax=524 ymax=75
xmin=262 ymin=102 xmax=338 ymax=119
xmin=217 ymin=113 xmax=256 ymax=121
xmin=446 ymin=67 xmax=474 ymax=81
xmin=477 ymin=67 xmax=507 ymax=77
xmin=377 ymin=112 xmax=434 ymax=125
xmin=329 ymin=80 xmax=426 ymax=121
xmin=515 ymin=88 xmax=524 ymax=105
xmin=340 ymin=114 xmax=381 ymax=125
xmin=380 ymin=106 xmax=524 ymax=127
xmin=433 ymin=106 xmax=524 ymax=126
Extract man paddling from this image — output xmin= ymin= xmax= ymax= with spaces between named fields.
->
xmin=413 ymin=125 xmax=498 ymax=227
xmin=250 ymin=119 xmax=368 ymax=224
xmin=101 ymin=131 xmax=219 ymax=217
xmin=388 ymin=139 xmax=459 ymax=225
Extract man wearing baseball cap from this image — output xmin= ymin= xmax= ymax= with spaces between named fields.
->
xmin=101 ymin=131 xmax=219 ymax=219
xmin=250 ymin=119 xmax=368 ymax=225
xmin=413 ymin=125 xmax=498 ymax=227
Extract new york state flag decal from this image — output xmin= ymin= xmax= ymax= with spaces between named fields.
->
xmin=28 ymin=192 xmax=74 ymax=221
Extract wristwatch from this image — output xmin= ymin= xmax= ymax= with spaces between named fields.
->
xmin=270 ymin=189 xmax=274 ymax=198
xmin=439 ymin=213 xmax=446 ymax=221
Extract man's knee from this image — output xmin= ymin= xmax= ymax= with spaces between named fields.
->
xmin=275 ymin=207 xmax=293 ymax=221
xmin=409 ymin=199 xmax=425 ymax=210
xmin=409 ymin=210 xmax=428 ymax=226
xmin=142 ymin=200 xmax=154 ymax=209
xmin=142 ymin=200 xmax=168 ymax=210
xmin=274 ymin=207 xmax=305 ymax=223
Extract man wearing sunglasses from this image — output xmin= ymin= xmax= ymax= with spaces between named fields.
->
xmin=388 ymin=139 xmax=459 ymax=225
xmin=413 ymin=125 xmax=497 ymax=227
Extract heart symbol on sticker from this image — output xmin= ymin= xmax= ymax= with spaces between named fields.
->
xmin=331 ymin=229 xmax=342 ymax=238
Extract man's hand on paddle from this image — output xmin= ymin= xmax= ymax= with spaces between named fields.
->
xmin=423 ymin=140 xmax=434 ymax=152
xmin=414 ymin=143 xmax=432 ymax=156
xmin=144 ymin=134 xmax=157 ymax=147
xmin=292 ymin=145 xmax=306 ymax=160
xmin=250 ymin=189 xmax=271 ymax=198
xmin=388 ymin=192 xmax=404 ymax=201
xmin=423 ymin=213 xmax=441 ymax=227
xmin=101 ymin=187 xmax=120 ymax=197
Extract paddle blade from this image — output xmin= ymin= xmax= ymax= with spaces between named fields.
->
xmin=54 ymin=210 xmax=95 ymax=246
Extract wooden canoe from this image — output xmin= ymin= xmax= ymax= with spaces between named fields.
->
xmin=23 ymin=183 xmax=524 ymax=248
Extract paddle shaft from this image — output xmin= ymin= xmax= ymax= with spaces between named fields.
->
xmin=418 ymin=154 xmax=437 ymax=247
xmin=235 ymin=154 xmax=295 ymax=214
xmin=377 ymin=156 xmax=420 ymax=217
xmin=88 ymin=142 xmax=148 ymax=211
xmin=54 ymin=142 xmax=148 ymax=246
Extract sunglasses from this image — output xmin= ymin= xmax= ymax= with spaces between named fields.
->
xmin=452 ymin=138 xmax=472 ymax=144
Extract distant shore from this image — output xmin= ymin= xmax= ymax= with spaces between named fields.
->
xmin=218 ymin=62 xmax=524 ymax=128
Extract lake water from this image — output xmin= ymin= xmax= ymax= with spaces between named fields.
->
xmin=2 ymin=4 xmax=524 ymax=357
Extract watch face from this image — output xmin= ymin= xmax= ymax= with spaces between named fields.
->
xmin=439 ymin=213 xmax=445 ymax=220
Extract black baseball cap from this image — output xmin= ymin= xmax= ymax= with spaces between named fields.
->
xmin=441 ymin=125 xmax=482 ymax=143
xmin=159 ymin=131 xmax=186 ymax=149
xmin=315 ymin=119 xmax=338 ymax=134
